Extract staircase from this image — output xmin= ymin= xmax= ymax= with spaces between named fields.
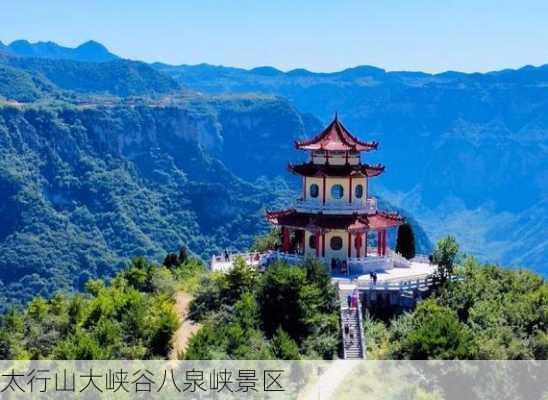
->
xmin=339 ymin=285 xmax=365 ymax=359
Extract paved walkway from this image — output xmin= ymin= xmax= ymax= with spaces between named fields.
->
xmin=332 ymin=261 xmax=436 ymax=284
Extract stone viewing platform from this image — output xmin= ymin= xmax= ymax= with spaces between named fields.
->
xmin=210 ymin=249 xmax=437 ymax=286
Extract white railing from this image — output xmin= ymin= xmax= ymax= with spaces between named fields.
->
xmin=210 ymin=251 xmax=264 ymax=271
xmin=386 ymin=249 xmax=411 ymax=268
xmin=357 ymin=276 xmax=433 ymax=291
xmin=262 ymin=250 xmax=305 ymax=265
xmin=211 ymin=249 xmax=430 ymax=274
xmin=356 ymin=291 xmax=366 ymax=359
xmin=294 ymin=197 xmax=377 ymax=214
xmin=348 ymin=256 xmax=393 ymax=273
xmin=356 ymin=274 xmax=460 ymax=291
xmin=411 ymin=254 xmax=431 ymax=264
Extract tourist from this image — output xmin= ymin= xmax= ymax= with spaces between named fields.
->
xmin=224 ymin=249 xmax=229 ymax=262
xmin=372 ymin=272 xmax=378 ymax=285
xmin=344 ymin=324 xmax=349 ymax=336
xmin=346 ymin=295 xmax=352 ymax=308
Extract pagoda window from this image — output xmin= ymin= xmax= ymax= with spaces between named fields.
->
xmin=309 ymin=235 xmax=317 ymax=249
xmin=330 ymin=236 xmax=343 ymax=250
xmin=355 ymin=184 xmax=363 ymax=199
xmin=331 ymin=184 xmax=344 ymax=199
xmin=310 ymin=184 xmax=319 ymax=198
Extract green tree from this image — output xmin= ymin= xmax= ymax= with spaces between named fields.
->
xmin=270 ymin=328 xmax=301 ymax=360
xmin=258 ymin=262 xmax=307 ymax=339
xmin=395 ymin=223 xmax=416 ymax=259
xmin=390 ymin=300 xmax=477 ymax=359
xmin=149 ymin=302 xmax=179 ymax=356
xmin=225 ymin=257 xmax=259 ymax=304
xmin=250 ymin=228 xmax=280 ymax=252
xmin=178 ymin=246 xmax=188 ymax=264
xmin=234 ymin=292 xmax=260 ymax=331
xmin=432 ymin=236 xmax=459 ymax=282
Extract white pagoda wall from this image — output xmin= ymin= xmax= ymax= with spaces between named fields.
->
xmin=304 ymin=229 xmax=354 ymax=260
xmin=305 ymin=176 xmax=368 ymax=205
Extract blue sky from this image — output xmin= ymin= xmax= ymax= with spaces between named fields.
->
xmin=2 ymin=0 xmax=548 ymax=73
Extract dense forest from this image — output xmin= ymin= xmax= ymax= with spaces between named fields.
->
xmin=0 ymin=256 xmax=197 ymax=359
xmin=366 ymin=256 xmax=547 ymax=359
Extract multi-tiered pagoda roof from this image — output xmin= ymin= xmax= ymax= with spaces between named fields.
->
xmin=266 ymin=209 xmax=404 ymax=232
xmin=295 ymin=116 xmax=378 ymax=151
xmin=288 ymin=162 xmax=385 ymax=177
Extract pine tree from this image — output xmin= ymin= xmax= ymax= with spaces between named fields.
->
xmin=178 ymin=246 xmax=188 ymax=264
xmin=395 ymin=223 xmax=416 ymax=259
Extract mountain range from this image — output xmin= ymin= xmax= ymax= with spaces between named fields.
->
xmin=0 ymin=40 xmax=118 ymax=62
xmin=0 ymin=39 xmax=545 ymax=309
xmin=0 ymin=44 xmax=431 ymax=307
xmin=154 ymin=60 xmax=548 ymax=273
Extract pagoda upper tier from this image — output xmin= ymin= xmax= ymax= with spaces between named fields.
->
xmin=295 ymin=115 xmax=378 ymax=152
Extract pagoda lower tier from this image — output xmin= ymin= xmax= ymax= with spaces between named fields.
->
xmin=266 ymin=209 xmax=404 ymax=260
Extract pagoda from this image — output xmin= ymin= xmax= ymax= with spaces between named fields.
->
xmin=266 ymin=115 xmax=404 ymax=273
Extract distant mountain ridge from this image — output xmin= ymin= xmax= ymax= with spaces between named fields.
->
xmin=153 ymin=59 xmax=548 ymax=273
xmin=0 ymin=42 xmax=180 ymax=99
xmin=0 ymin=39 xmax=118 ymax=62
xmin=1 ymin=39 xmax=546 ymax=272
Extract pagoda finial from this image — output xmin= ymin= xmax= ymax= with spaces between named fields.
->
xmin=334 ymin=111 xmax=338 ymax=121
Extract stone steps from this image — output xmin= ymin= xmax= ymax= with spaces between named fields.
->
xmin=340 ymin=290 xmax=364 ymax=359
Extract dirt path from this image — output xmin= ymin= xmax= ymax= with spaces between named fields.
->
xmin=168 ymin=291 xmax=201 ymax=360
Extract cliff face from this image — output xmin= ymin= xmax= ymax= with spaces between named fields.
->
xmin=0 ymin=99 xmax=288 ymax=306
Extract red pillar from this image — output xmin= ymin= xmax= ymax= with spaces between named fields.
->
xmin=321 ymin=232 xmax=326 ymax=257
xmin=382 ymin=230 xmax=387 ymax=256
xmin=282 ymin=227 xmax=290 ymax=252
xmin=347 ymin=232 xmax=352 ymax=257
xmin=364 ymin=232 xmax=368 ymax=257
xmin=377 ymin=230 xmax=382 ymax=256
xmin=322 ymin=175 xmax=326 ymax=205
xmin=315 ymin=232 xmax=320 ymax=257
xmin=354 ymin=233 xmax=363 ymax=258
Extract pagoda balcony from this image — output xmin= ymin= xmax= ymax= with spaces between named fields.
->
xmin=294 ymin=197 xmax=377 ymax=214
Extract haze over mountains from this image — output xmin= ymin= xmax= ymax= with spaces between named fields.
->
xmin=0 ymin=38 xmax=546 ymax=289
